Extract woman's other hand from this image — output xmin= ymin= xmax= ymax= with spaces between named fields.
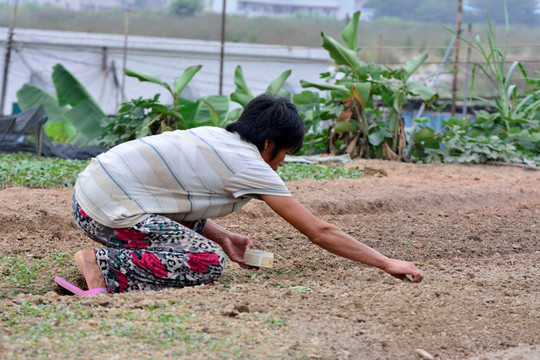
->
xmin=220 ymin=232 xmax=254 ymax=268
xmin=203 ymin=220 xmax=254 ymax=268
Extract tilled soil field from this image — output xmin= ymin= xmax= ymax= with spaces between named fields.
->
xmin=1 ymin=160 xmax=539 ymax=360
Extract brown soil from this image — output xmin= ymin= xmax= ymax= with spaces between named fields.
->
xmin=1 ymin=160 xmax=539 ymax=360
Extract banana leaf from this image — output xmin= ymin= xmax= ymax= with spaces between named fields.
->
xmin=51 ymin=64 xmax=106 ymax=145
xmin=342 ymin=11 xmax=360 ymax=50
xmin=124 ymin=67 xmax=170 ymax=91
xmin=180 ymin=95 xmax=229 ymax=127
xmin=16 ymin=83 xmax=67 ymax=122
xmin=293 ymin=90 xmax=318 ymax=105
xmin=15 ymin=83 xmax=77 ymax=144
xmin=174 ymin=65 xmax=203 ymax=95
xmin=300 ymin=80 xmax=349 ymax=94
xmin=266 ymin=69 xmax=292 ymax=95
xmin=230 ymin=66 xmax=254 ymax=107
xmin=404 ymin=53 xmax=428 ymax=79
xmin=321 ymin=33 xmax=363 ymax=74
xmin=406 ymin=83 xmax=438 ymax=102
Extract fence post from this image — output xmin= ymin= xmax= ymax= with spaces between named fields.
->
xmin=0 ymin=0 xmax=19 ymax=116
xmin=462 ymin=23 xmax=473 ymax=117
xmin=219 ymin=0 xmax=227 ymax=95
xmin=121 ymin=8 xmax=130 ymax=103
xmin=450 ymin=0 xmax=463 ymax=117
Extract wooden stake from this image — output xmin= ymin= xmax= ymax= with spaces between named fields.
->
xmin=451 ymin=0 xmax=463 ymax=117
xmin=219 ymin=0 xmax=227 ymax=95
xmin=121 ymin=8 xmax=130 ymax=103
xmin=0 ymin=0 xmax=19 ymax=116
xmin=462 ymin=24 xmax=473 ymax=117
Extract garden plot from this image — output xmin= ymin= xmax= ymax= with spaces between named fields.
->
xmin=1 ymin=160 xmax=539 ymax=360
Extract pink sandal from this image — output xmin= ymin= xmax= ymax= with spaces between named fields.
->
xmin=54 ymin=277 xmax=108 ymax=296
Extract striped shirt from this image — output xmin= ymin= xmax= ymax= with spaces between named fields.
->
xmin=74 ymin=127 xmax=290 ymax=228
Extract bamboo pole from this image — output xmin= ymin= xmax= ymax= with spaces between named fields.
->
xmin=0 ymin=0 xmax=19 ymax=116
xmin=219 ymin=0 xmax=227 ymax=95
xmin=378 ymin=34 xmax=383 ymax=63
xmin=462 ymin=24 xmax=473 ymax=117
xmin=450 ymin=0 xmax=463 ymax=117
xmin=121 ymin=8 xmax=130 ymax=103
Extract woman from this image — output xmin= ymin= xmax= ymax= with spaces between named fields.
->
xmin=55 ymin=94 xmax=423 ymax=295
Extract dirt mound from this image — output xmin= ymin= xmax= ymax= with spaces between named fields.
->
xmin=1 ymin=160 xmax=539 ymax=360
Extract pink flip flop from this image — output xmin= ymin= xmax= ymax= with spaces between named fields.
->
xmin=54 ymin=277 xmax=108 ymax=296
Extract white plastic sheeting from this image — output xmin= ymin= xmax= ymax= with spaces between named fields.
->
xmin=0 ymin=27 xmax=331 ymax=115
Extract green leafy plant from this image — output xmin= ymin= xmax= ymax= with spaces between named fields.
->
xmin=292 ymin=90 xmax=335 ymax=155
xmin=262 ymin=316 xmax=287 ymax=328
xmin=277 ymin=162 xmax=363 ymax=181
xmin=230 ymin=65 xmax=292 ymax=107
xmin=1 ymin=252 xmax=72 ymax=288
xmin=16 ymin=64 xmax=106 ymax=145
xmin=411 ymin=7 xmax=540 ymax=166
xmin=300 ymin=11 xmax=438 ymax=160
xmin=0 ymin=153 xmax=366 ymax=189
xmin=411 ymin=117 xmax=539 ymax=165
xmin=124 ymin=65 xmax=203 ymax=131
xmin=0 ymin=152 xmax=89 ymax=188
xmin=228 ymin=65 xmax=292 ymax=123
xmin=100 ymin=65 xmax=295 ymax=148
xmin=99 ymin=65 xmax=229 ymax=147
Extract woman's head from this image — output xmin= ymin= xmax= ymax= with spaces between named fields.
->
xmin=225 ymin=93 xmax=305 ymax=161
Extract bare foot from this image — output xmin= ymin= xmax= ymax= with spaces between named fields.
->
xmin=74 ymin=249 xmax=107 ymax=290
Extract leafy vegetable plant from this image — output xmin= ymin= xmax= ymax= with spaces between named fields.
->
xmin=300 ymin=11 xmax=438 ymax=160
xmin=411 ymin=7 xmax=540 ymax=166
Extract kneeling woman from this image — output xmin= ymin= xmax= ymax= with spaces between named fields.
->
xmin=56 ymin=94 xmax=423 ymax=295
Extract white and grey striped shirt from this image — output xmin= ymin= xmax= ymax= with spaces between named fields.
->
xmin=74 ymin=127 xmax=290 ymax=228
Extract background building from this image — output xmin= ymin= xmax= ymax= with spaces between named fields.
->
xmin=208 ymin=0 xmax=370 ymax=19
xmin=1 ymin=0 xmax=371 ymax=18
xmin=0 ymin=0 xmax=168 ymax=10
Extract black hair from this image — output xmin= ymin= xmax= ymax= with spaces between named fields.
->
xmin=225 ymin=93 xmax=305 ymax=160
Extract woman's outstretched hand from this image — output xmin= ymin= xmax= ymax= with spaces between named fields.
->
xmin=381 ymin=258 xmax=424 ymax=282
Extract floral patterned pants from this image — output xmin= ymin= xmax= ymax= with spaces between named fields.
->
xmin=72 ymin=192 xmax=226 ymax=293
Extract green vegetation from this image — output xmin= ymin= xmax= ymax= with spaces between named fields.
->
xmin=169 ymin=0 xmax=204 ymax=17
xmin=411 ymin=10 xmax=540 ymax=166
xmin=0 ymin=153 xmax=364 ymax=189
xmin=300 ymin=12 xmax=437 ymax=161
xmin=99 ymin=65 xmax=208 ymax=147
xmin=262 ymin=316 xmax=287 ymax=327
xmin=0 ymin=153 xmax=89 ymax=188
xmin=277 ymin=163 xmax=363 ymax=181
xmin=1 ymin=299 xmax=285 ymax=358
xmin=5 ymin=7 xmax=540 ymax=167
xmin=1 ymin=2 xmax=539 ymax=51
xmin=16 ymin=64 xmax=107 ymax=145
xmin=1 ymin=252 xmax=73 ymax=290
xmin=98 ymin=65 xmax=291 ymax=148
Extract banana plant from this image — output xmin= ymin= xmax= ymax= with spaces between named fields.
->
xmin=124 ymin=65 xmax=203 ymax=131
xmin=229 ymin=65 xmax=292 ymax=122
xmin=300 ymin=11 xmax=438 ymax=160
xmin=441 ymin=8 xmax=540 ymax=158
xmin=16 ymin=64 xmax=106 ymax=145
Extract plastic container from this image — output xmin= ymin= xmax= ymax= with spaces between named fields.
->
xmin=244 ymin=249 xmax=274 ymax=268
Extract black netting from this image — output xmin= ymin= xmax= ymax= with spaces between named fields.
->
xmin=0 ymin=105 xmax=105 ymax=160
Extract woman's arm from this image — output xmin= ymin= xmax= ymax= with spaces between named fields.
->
xmin=203 ymin=219 xmax=254 ymax=268
xmin=260 ymin=194 xmax=424 ymax=282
